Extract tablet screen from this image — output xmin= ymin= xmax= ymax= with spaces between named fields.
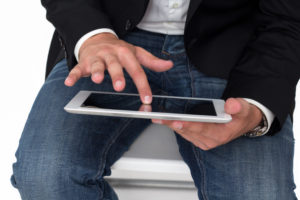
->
xmin=81 ymin=93 xmax=217 ymax=116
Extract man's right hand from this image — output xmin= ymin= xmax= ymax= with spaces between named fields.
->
xmin=64 ymin=33 xmax=173 ymax=104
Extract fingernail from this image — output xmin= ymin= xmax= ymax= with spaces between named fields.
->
xmin=173 ymin=122 xmax=183 ymax=130
xmin=144 ymin=95 xmax=152 ymax=104
xmin=115 ymin=80 xmax=123 ymax=89
xmin=93 ymin=72 xmax=101 ymax=79
xmin=152 ymin=119 xmax=162 ymax=124
xmin=65 ymin=77 xmax=72 ymax=84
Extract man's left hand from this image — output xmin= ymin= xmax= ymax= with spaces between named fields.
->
xmin=152 ymin=98 xmax=263 ymax=150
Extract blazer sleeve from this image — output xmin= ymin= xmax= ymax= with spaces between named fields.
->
xmin=222 ymin=0 xmax=300 ymax=134
xmin=41 ymin=0 xmax=114 ymax=69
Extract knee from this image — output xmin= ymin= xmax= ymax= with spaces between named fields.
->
xmin=11 ymin=152 xmax=106 ymax=199
xmin=11 ymin=152 xmax=75 ymax=198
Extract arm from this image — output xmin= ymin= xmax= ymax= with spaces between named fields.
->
xmin=41 ymin=0 xmax=114 ymax=69
xmin=41 ymin=0 xmax=173 ymax=104
xmin=222 ymin=0 xmax=300 ymax=134
xmin=152 ymin=0 xmax=300 ymax=150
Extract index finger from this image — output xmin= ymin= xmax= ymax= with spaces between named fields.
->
xmin=119 ymin=51 xmax=152 ymax=104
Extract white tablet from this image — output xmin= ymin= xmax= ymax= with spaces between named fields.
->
xmin=64 ymin=91 xmax=232 ymax=123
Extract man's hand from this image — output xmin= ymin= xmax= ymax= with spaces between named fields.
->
xmin=152 ymin=98 xmax=263 ymax=150
xmin=64 ymin=33 xmax=173 ymax=104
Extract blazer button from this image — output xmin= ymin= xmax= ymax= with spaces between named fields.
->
xmin=125 ymin=19 xmax=132 ymax=31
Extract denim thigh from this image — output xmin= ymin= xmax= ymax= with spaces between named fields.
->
xmin=10 ymin=58 xmax=157 ymax=200
xmin=175 ymin=65 xmax=297 ymax=200
xmin=148 ymin=30 xmax=297 ymax=200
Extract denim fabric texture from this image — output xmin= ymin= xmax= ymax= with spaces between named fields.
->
xmin=11 ymin=28 xmax=297 ymax=200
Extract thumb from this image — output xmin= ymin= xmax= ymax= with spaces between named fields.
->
xmin=135 ymin=47 xmax=173 ymax=72
xmin=224 ymin=98 xmax=248 ymax=116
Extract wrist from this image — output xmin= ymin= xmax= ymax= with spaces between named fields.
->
xmin=244 ymin=105 xmax=268 ymax=137
xmin=84 ymin=32 xmax=118 ymax=44
xmin=81 ymin=32 xmax=118 ymax=47
xmin=243 ymin=98 xmax=275 ymax=134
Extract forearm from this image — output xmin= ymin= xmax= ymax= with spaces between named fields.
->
xmin=223 ymin=0 xmax=300 ymax=133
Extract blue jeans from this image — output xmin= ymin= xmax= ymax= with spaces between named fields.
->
xmin=11 ymin=28 xmax=297 ymax=200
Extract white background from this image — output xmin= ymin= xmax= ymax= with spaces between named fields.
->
xmin=0 ymin=1 xmax=299 ymax=199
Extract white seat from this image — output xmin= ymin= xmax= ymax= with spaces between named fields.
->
xmin=106 ymin=124 xmax=198 ymax=200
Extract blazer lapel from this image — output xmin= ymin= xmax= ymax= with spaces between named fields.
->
xmin=186 ymin=0 xmax=203 ymax=23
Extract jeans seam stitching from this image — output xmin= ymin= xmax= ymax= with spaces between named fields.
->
xmin=161 ymin=34 xmax=168 ymax=56
xmin=187 ymin=58 xmax=196 ymax=98
xmin=94 ymin=118 xmax=133 ymax=199
xmin=192 ymin=146 xmax=209 ymax=200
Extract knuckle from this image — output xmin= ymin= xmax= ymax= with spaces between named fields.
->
xmin=104 ymin=56 xmax=118 ymax=66
xmin=109 ymin=60 xmax=119 ymax=67
xmin=95 ymin=51 xmax=104 ymax=58
xmin=137 ymin=84 xmax=150 ymax=94
xmin=91 ymin=61 xmax=103 ymax=69
xmin=131 ymin=68 xmax=146 ymax=79
xmin=107 ymin=63 xmax=121 ymax=72
xmin=137 ymin=88 xmax=150 ymax=97
xmin=78 ymin=65 xmax=91 ymax=75
xmin=97 ymin=48 xmax=112 ymax=57
xmin=118 ymin=46 xmax=131 ymax=55
xmin=70 ymin=67 xmax=81 ymax=75
xmin=85 ymin=68 xmax=91 ymax=75
xmin=91 ymin=67 xmax=104 ymax=74
xmin=96 ymin=51 xmax=106 ymax=59
xmin=78 ymin=61 xmax=90 ymax=72
xmin=112 ymin=75 xmax=124 ymax=82
xmin=109 ymin=70 xmax=124 ymax=79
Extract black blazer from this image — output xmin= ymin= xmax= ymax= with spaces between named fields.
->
xmin=42 ymin=0 xmax=300 ymax=134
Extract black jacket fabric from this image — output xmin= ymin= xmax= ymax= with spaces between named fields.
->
xmin=42 ymin=0 xmax=300 ymax=134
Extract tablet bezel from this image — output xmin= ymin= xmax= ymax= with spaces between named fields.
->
xmin=64 ymin=90 xmax=232 ymax=123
